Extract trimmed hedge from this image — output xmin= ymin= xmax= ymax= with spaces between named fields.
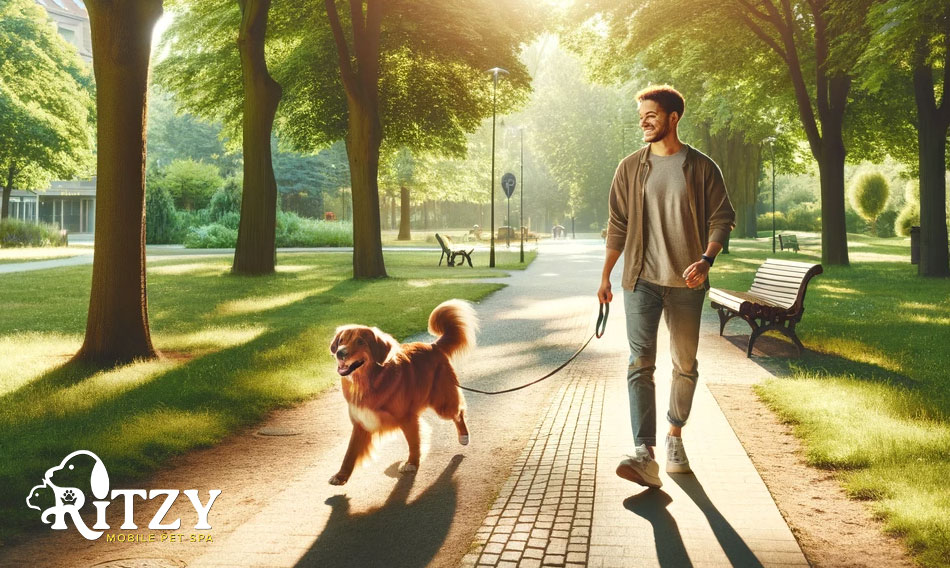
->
xmin=184 ymin=212 xmax=353 ymax=248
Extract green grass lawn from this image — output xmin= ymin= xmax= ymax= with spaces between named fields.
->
xmin=713 ymin=233 xmax=950 ymax=567
xmin=0 ymin=249 xmax=534 ymax=543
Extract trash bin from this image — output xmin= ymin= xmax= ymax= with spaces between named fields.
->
xmin=910 ymin=225 xmax=920 ymax=265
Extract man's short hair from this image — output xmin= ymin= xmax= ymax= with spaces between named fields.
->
xmin=636 ymin=85 xmax=685 ymax=118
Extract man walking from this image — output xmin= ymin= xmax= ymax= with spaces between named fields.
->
xmin=598 ymin=85 xmax=735 ymax=488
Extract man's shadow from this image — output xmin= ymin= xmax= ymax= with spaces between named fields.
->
xmin=623 ymin=489 xmax=692 ymax=568
xmin=295 ymin=455 xmax=463 ymax=568
xmin=670 ymin=474 xmax=764 ymax=568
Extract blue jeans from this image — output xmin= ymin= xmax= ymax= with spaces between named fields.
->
xmin=623 ymin=280 xmax=706 ymax=447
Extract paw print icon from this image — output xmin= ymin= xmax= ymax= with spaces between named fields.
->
xmin=61 ymin=489 xmax=77 ymax=504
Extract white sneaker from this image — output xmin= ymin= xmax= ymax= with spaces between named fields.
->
xmin=616 ymin=444 xmax=662 ymax=488
xmin=665 ymin=435 xmax=692 ymax=474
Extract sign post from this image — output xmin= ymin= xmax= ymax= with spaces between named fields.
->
xmin=502 ymin=173 xmax=516 ymax=248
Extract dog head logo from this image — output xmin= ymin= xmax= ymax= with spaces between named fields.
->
xmin=25 ymin=450 xmax=109 ymax=539
xmin=27 ymin=450 xmax=221 ymax=541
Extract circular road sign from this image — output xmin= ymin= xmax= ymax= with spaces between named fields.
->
xmin=501 ymin=173 xmax=516 ymax=198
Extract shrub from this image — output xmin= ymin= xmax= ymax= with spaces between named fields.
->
xmin=0 ymin=219 xmax=67 ymax=247
xmin=895 ymin=203 xmax=920 ymax=237
xmin=145 ymin=184 xmax=180 ymax=244
xmin=153 ymin=159 xmax=224 ymax=211
xmin=184 ymin=224 xmax=238 ymax=248
xmin=207 ymin=178 xmax=242 ymax=221
xmin=275 ymin=211 xmax=352 ymax=247
xmin=875 ymin=209 xmax=898 ymax=238
xmin=849 ymin=172 xmax=890 ymax=235
xmin=786 ymin=203 xmax=822 ymax=231
xmin=845 ymin=207 xmax=866 ymax=233
xmin=757 ymin=211 xmax=788 ymax=231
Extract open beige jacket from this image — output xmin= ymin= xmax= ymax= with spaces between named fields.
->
xmin=606 ymin=144 xmax=736 ymax=290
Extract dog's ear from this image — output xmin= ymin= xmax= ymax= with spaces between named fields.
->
xmin=330 ymin=328 xmax=345 ymax=354
xmin=368 ymin=328 xmax=397 ymax=364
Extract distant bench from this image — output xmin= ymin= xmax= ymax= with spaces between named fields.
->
xmin=709 ymin=258 xmax=822 ymax=357
xmin=779 ymin=234 xmax=799 ymax=252
xmin=435 ymin=233 xmax=473 ymax=267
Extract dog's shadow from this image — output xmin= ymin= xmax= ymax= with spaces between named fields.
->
xmin=295 ymin=455 xmax=463 ymax=568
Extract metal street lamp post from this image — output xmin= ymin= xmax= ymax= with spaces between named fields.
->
xmin=520 ymin=127 xmax=524 ymax=263
xmin=768 ymin=138 xmax=776 ymax=253
xmin=487 ymin=67 xmax=509 ymax=268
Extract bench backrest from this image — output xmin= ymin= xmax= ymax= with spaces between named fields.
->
xmin=749 ymin=258 xmax=822 ymax=313
xmin=435 ymin=233 xmax=452 ymax=254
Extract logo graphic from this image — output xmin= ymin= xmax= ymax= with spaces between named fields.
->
xmin=27 ymin=450 xmax=221 ymax=541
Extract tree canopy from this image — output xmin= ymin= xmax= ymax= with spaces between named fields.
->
xmin=0 ymin=0 xmax=95 ymax=217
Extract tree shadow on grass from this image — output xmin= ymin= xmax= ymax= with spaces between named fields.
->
xmin=623 ymin=489 xmax=692 ymax=568
xmin=295 ymin=455 xmax=463 ymax=568
xmin=670 ymin=474 xmax=764 ymax=568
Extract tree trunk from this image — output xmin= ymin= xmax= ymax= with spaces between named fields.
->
xmin=389 ymin=194 xmax=395 ymax=230
xmin=398 ymin=185 xmax=410 ymax=239
xmin=346 ymin=98 xmax=386 ymax=278
xmin=75 ymin=0 xmax=162 ymax=366
xmin=817 ymin=128 xmax=850 ymax=266
xmin=232 ymin=0 xmax=282 ymax=275
xmin=1 ymin=166 xmax=13 ymax=219
xmin=913 ymin=57 xmax=950 ymax=277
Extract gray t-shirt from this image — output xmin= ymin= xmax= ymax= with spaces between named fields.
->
xmin=642 ymin=146 xmax=692 ymax=287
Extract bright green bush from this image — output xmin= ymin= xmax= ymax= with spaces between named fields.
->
xmin=0 ymin=218 xmax=67 ymax=247
xmin=207 ymin=178 xmax=242 ymax=221
xmin=145 ymin=184 xmax=180 ymax=244
xmin=849 ymin=172 xmax=890 ymax=235
xmin=895 ymin=203 xmax=919 ymax=237
xmin=184 ymin=224 xmax=238 ymax=248
xmin=153 ymin=159 xmax=224 ymax=211
xmin=757 ymin=211 xmax=788 ymax=231
xmin=786 ymin=202 xmax=822 ymax=231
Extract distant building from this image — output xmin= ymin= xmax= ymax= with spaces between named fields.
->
xmin=8 ymin=0 xmax=97 ymax=234
xmin=36 ymin=0 xmax=92 ymax=63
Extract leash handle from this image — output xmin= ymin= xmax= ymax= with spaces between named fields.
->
xmin=595 ymin=302 xmax=609 ymax=338
xmin=459 ymin=302 xmax=608 ymax=396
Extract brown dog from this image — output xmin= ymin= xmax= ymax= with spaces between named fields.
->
xmin=328 ymin=299 xmax=477 ymax=485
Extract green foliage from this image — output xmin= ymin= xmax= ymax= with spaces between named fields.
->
xmin=0 ymin=0 xmax=95 ymax=195
xmin=757 ymin=211 xmax=788 ymax=232
xmin=849 ymin=171 xmax=890 ymax=223
xmin=207 ymin=178 xmax=242 ymax=222
xmin=156 ymin=0 xmax=535 ymax=157
xmin=153 ymin=159 xmax=225 ymax=211
xmin=896 ymin=203 xmax=920 ymax=237
xmin=183 ymin=223 xmax=238 ymax=248
xmin=786 ymin=203 xmax=822 ymax=232
xmin=184 ymin=213 xmax=355 ymax=249
xmin=145 ymin=184 xmax=180 ymax=245
xmin=0 ymin=218 xmax=66 ymax=247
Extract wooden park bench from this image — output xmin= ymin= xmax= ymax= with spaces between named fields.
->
xmin=709 ymin=258 xmax=822 ymax=357
xmin=435 ymin=233 xmax=473 ymax=267
xmin=778 ymin=234 xmax=799 ymax=252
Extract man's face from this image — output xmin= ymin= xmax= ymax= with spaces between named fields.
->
xmin=638 ymin=99 xmax=676 ymax=143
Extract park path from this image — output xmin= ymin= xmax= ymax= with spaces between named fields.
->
xmin=1 ymin=239 xmax=807 ymax=568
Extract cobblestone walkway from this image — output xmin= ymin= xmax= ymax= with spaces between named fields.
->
xmin=462 ymin=366 xmax=604 ymax=568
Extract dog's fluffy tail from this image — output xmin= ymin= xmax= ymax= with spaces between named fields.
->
xmin=429 ymin=299 xmax=478 ymax=359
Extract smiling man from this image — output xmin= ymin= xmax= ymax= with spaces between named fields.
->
xmin=597 ymin=85 xmax=735 ymax=488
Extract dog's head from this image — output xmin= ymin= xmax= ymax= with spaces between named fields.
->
xmin=330 ymin=325 xmax=399 ymax=376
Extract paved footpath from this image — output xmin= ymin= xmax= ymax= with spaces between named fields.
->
xmin=1 ymin=239 xmax=806 ymax=567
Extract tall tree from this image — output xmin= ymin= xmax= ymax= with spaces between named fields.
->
xmin=0 ymin=0 xmax=94 ymax=219
xmin=232 ymin=0 xmax=282 ymax=275
xmin=158 ymin=0 xmax=534 ymax=278
xmin=860 ymin=0 xmax=950 ymax=277
xmin=75 ymin=0 xmax=163 ymax=366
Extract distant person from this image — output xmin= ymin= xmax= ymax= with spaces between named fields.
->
xmin=598 ymin=85 xmax=735 ymax=488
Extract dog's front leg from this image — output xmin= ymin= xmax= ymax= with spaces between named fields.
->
xmin=329 ymin=424 xmax=371 ymax=485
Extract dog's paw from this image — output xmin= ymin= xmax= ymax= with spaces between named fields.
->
xmin=458 ymin=434 xmax=470 ymax=446
xmin=328 ymin=473 xmax=348 ymax=486
xmin=398 ymin=462 xmax=418 ymax=474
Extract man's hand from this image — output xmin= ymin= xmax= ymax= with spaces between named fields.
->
xmin=597 ymin=278 xmax=613 ymax=304
xmin=682 ymin=260 xmax=710 ymax=289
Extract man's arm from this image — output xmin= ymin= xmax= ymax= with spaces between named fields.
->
xmin=598 ymin=248 xmax=622 ymax=303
